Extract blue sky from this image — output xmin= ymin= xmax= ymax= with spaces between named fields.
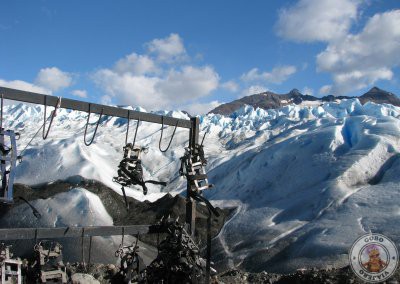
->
xmin=1 ymin=0 xmax=399 ymax=114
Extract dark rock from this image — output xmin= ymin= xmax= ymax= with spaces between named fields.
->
xmin=209 ymin=87 xmax=399 ymax=116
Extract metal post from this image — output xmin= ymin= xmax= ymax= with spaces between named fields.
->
xmin=186 ymin=117 xmax=199 ymax=237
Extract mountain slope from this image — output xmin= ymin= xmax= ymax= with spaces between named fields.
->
xmin=210 ymin=87 xmax=400 ymax=115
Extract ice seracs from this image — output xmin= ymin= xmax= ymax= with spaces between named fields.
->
xmin=2 ymin=97 xmax=400 ymax=272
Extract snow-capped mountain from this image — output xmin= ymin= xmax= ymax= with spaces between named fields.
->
xmin=209 ymin=86 xmax=400 ymax=115
xmin=2 ymin=97 xmax=400 ymax=272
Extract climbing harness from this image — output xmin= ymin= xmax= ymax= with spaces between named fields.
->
xmin=115 ymin=233 xmax=141 ymax=283
xmin=0 ymin=130 xmax=19 ymax=203
xmin=0 ymin=95 xmax=20 ymax=203
xmin=180 ymin=143 xmax=213 ymax=193
xmin=179 ymin=135 xmax=219 ymax=283
xmin=159 ymin=116 xmax=178 ymax=153
xmin=113 ymin=143 xmax=167 ymax=204
xmin=42 ymin=96 xmax=61 ymax=140
xmin=33 ymin=240 xmax=67 ymax=283
xmin=84 ymin=104 xmax=103 ymax=146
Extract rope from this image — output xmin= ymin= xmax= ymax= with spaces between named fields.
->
xmin=42 ymin=96 xmax=61 ymax=140
xmin=1 ymin=94 xmax=3 ymax=130
xmin=19 ymin=98 xmax=62 ymax=157
xmin=19 ymin=124 xmax=44 ymax=157
xmin=200 ymin=130 xmax=207 ymax=147
xmin=125 ymin=110 xmax=140 ymax=147
xmin=84 ymin=104 xmax=103 ymax=146
xmin=200 ymin=125 xmax=211 ymax=147
xmin=81 ymin=228 xmax=86 ymax=271
xmin=132 ymin=118 xmax=140 ymax=147
xmin=121 ymin=226 xmax=125 ymax=247
xmin=88 ymin=236 xmax=92 ymax=269
xmin=159 ymin=116 xmax=178 ymax=153
xmin=125 ymin=110 xmax=130 ymax=145
xmin=15 ymin=196 xmax=41 ymax=219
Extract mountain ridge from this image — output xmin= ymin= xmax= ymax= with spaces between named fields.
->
xmin=210 ymin=86 xmax=400 ymax=115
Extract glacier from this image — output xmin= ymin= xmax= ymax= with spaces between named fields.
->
xmin=1 ymin=98 xmax=400 ymax=272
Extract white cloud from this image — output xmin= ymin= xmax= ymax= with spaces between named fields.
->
xmin=0 ymin=78 xmax=51 ymax=94
xmin=35 ymin=67 xmax=73 ymax=92
xmin=114 ymin=52 xmax=158 ymax=75
xmin=302 ymin=87 xmax=314 ymax=96
xmin=71 ymin=89 xmax=88 ymax=98
xmin=146 ymin=33 xmax=187 ymax=63
xmin=242 ymin=85 xmax=269 ymax=96
xmin=276 ymin=0 xmax=361 ymax=42
xmin=93 ymin=69 xmax=165 ymax=109
xmin=92 ymin=34 xmax=220 ymax=110
xmin=319 ymin=85 xmax=332 ymax=95
xmin=182 ymin=100 xmax=222 ymax=116
xmin=317 ymin=10 xmax=400 ymax=94
xmin=241 ymin=65 xmax=297 ymax=84
xmin=331 ymin=68 xmax=393 ymax=94
xmin=156 ymin=66 xmax=219 ymax=101
xmin=93 ymin=65 xmax=219 ymax=110
xmin=221 ymin=80 xmax=239 ymax=92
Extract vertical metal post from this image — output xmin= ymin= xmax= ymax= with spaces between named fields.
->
xmin=186 ymin=117 xmax=199 ymax=237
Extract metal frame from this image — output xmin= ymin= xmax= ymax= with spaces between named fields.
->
xmin=0 ymin=225 xmax=150 ymax=240
xmin=0 ymin=86 xmax=200 ymax=236
xmin=0 ymin=86 xmax=191 ymax=129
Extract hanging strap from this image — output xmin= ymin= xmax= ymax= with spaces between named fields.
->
xmin=121 ymin=186 xmax=129 ymax=210
xmin=189 ymin=192 xmax=218 ymax=283
xmin=15 ymin=196 xmax=41 ymax=219
xmin=132 ymin=118 xmax=140 ymax=147
xmin=190 ymin=191 xmax=220 ymax=217
xmin=88 ymin=236 xmax=93 ymax=269
xmin=159 ymin=116 xmax=178 ymax=153
xmin=125 ymin=110 xmax=130 ymax=145
xmin=81 ymin=228 xmax=86 ymax=271
xmin=121 ymin=226 xmax=125 ymax=247
xmin=84 ymin=104 xmax=103 ymax=146
xmin=125 ymin=110 xmax=140 ymax=147
xmin=0 ymin=94 xmax=3 ymax=130
xmin=206 ymin=206 xmax=212 ymax=283
xmin=200 ymin=128 xmax=208 ymax=147
xmin=43 ymin=96 xmax=61 ymax=140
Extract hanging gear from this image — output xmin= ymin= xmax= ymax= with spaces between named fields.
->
xmin=115 ymin=234 xmax=142 ymax=283
xmin=83 ymin=104 xmax=103 ymax=146
xmin=15 ymin=196 xmax=41 ymax=219
xmin=0 ymin=129 xmax=19 ymax=204
xmin=42 ymin=96 xmax=61 ymax=140
xmin=159 ymin=116 xmax=178 ymax=153
xmin=113 ymin=143 xmax=167 ymax=203
xmin=146 ymin=217 xmax=212 ymax=283
xmin=33 ymin=240 xmax=67 ymax=283
xmin=180 ymin=143 xmax=213 ymax=193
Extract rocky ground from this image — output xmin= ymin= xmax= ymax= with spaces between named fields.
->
xmin=34 ymin=263 xmax=400 ymax=283
xmin=2 ymin=179 xmax=400 ymax=283
xmin=1 ymin=177 xmax=232 ymax=247
xmin=215 ymin=267 xmax=400 ymax=283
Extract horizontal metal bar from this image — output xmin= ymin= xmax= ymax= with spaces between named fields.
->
xmin=0 ymin=225 xmax=150 ymax=240
xmin=0 ymin=86 xmax=191 ymax=129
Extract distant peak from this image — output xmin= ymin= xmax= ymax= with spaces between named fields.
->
xmin=369 ymin=86 xmax=382 ymax=92
xmin=289 ymin=88 xmax=301 ymax=94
